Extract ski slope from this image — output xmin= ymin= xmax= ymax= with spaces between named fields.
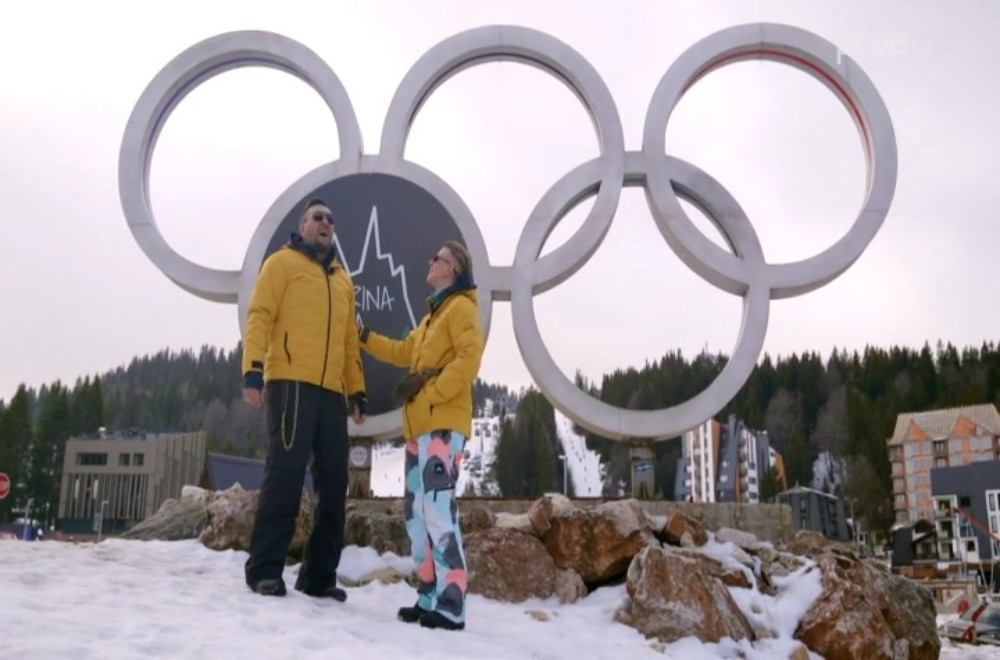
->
xmin=553 ymin=409 xmax=605 ymax=496
xmin=370 ymin=416 xmax=501 ymax=497
xmin=371 ymin=411 xmax=606 ymax=498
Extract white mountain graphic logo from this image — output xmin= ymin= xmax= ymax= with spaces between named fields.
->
xmin=333 ymin=206 xmax=419 ymax=330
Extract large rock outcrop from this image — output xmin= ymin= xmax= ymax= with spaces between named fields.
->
xmin=119 ymin=488 xmax=939 ymax=658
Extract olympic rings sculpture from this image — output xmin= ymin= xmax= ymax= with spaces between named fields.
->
xmin=119 ymin=24 xmax=897 ymax=442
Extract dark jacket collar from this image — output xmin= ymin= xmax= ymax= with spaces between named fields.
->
xmin=287 ymin=232 xmax=339 ymax=270
xmin=428 ymin=272 xmax=476 ymax=314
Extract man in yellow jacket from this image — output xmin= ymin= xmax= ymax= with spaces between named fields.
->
xmin=359 ymin=239 xmax=484 ymax=631
xmin=241 ymin=197 xmax=367 ymax=601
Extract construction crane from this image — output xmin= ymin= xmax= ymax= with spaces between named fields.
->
xmin=953 ymin=506 xmax=1000 ymax=593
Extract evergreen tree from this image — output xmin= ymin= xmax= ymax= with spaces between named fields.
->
xmin=759 ymin=465 xmax=783 ymax=503
xmin=31 ymin=382 xmax=71 ymax=527
xmin=0 ymin=385 xmax=33 ymax=522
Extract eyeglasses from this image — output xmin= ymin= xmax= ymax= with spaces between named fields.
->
xmin=432 ymin=254 xmax=453 ymax=267
xmin=310 ymin=212 xmax=334 ymax=224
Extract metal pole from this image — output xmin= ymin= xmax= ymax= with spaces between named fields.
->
xmin=97 ymin=500 xmax=108 ymax=543
xmin=848 ymin=498 xmax=856 ymax=546
xmin=22 ymin=498 xmax=33 ymax=540
xmin=559 ymin=455 xmax=567 ymax=495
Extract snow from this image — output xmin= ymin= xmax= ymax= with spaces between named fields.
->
xmin=5 ymin=533 xmax=986 ymax=659
xmin=0 ymin=534 xmax=820 ymax=659
xmin=3 ymin=413 xmax=991 ymax=657
xmin=554 ymin=409 xmax=606 ymax=496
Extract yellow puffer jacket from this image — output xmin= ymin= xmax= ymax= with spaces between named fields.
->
xmin=242 ymin=238 xmax=366 ymax=396
xmin=362 ymin=286 xmax=484 ymax=439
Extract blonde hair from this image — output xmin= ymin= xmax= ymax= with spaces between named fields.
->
xmin=443 ymin=239 xmax=472 ymax=277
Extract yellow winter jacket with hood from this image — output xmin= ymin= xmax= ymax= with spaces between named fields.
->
xmin=242 ymin=234 xmax=366 ymax=398
xmin=361 ymin=277 xmax=484 ymax=440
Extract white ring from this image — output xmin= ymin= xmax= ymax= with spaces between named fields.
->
xmin=238 ymin=156 xmax=489 ymax=441
xmin=379 ymin=25 xmax=626 ymax=294
xmin=120 ymin=24 xmax=897 ymax=442
xmin=641 ymin=23 xmax=897 ymax=299
xmin=119 ymin=30 xmax=363 ymax=302
xmin=511 ymin=151 xmax=769 ymax=440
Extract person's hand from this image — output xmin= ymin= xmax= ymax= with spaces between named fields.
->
xmin=243 ymin=387 xmax=263 ymax=408
xmin=349 ymin=392 xmax=367 ymax=424
xmin=356 ymin=313 xmax=370 ymax=342
xmin=243 ymin=371 xmax=265 ymax=407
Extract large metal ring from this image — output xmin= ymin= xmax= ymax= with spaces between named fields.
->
xmin=119 ymin=30 xmax=363 ymax=302
xmin=511 ymin=152 xmax=770 ymax=439
xmin=380 ymin=25 xmax=626 ymax=296
xmin=237 ymin=155 xmax=489 ymax=440
xmin=641 ymin=23 xmax=897 ymax=299
xmin=120 ymin=24 xmax=897 ymax=442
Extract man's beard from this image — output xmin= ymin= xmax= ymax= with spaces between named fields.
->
xmin=307 ymin=237 xmax=332 ymax=257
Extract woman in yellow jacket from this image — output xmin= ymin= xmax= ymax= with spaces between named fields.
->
xmin=359 ymin=239 xmax=484 ymax=632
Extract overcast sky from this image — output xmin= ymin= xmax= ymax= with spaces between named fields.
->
xmin=1 ymin=0 xmax=997 ymax=403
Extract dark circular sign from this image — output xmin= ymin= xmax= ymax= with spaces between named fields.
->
xmin=262 ymin=173 xmax=464 ymax=419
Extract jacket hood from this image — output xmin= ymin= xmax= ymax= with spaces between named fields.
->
xmin=287 ymin=232 xmax=340 ymax=270
xmin=427 ymin=275 xmax=477 ymax=314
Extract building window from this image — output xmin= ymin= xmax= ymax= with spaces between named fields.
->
xmin=991 ymin=493 xmax=997 ymax=513
xmin=134 ymin=453 xmax=145 ymax=466
xmin=119 ymin=453 xmax=130 ymax=466
xmin=76 ymin=453 xmax=107 ymax=466
xmin=799 ymin=499 xmax=807 ymax=513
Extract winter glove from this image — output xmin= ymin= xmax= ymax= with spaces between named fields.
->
xmin=243 ymin=370 xmax=264 ymax=391
xmin=349 ymin=391 xmax=367 ymax=417
xmin=356 ymin=313 xmax=371 ymax=343
xmin=393 ymin=369 xmax=441 ymax=403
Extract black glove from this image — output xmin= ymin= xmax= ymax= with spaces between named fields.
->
xmin=393 ymin=369 xmax=441 ymax=403
xmin=356 ymin=313 xmax=370 ymax=343
xmin=349 ymin=391 xmax=367 ymax=417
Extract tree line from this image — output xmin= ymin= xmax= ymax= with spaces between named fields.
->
xmin=0 ymin=343 xmax=514 ymax=524
xmin=558 ymin=340 xmax=1000 ymax=535
xmin=5 ymin=337 xmax=1000 ymax=537
xmin=0 ymin=377 xmax=105 ymax=526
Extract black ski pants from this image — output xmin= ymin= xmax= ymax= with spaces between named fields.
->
xmin=244 ymin=379 xmax=350 ymax=590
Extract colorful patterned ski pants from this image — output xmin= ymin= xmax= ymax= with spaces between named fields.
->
xmin=405 ymin=430 xmax=467 ymax=624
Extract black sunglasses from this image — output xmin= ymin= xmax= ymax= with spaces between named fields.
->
xmin=310 ymin=211 xmax=333 ymax=224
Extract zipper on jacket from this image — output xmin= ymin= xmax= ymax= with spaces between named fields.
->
xmin=283 ymin=332 xmax=292 ymax=364
xmin=320 ymin=267 xmax=332 ymax=387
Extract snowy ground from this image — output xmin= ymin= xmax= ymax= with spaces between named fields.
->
xmin=4 ymin=413 xmax=989 ymax=657
xmin=3 ymin=535 xmax=990 ymax=658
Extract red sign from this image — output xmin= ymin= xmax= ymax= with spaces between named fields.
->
xmin=0 ymin=473 xmax=9 ymax=500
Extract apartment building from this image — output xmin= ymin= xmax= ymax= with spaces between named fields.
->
xmin=888 ymin=404 xmax=1000 ymax=524
xmin=775 ymin=484 xmax=851 ymax=541
xmin=675 ymin=414 xmax=786 ymax=503
xmin=930 ymin=460 xmax=1000 ymax=568
xmin=58 ymin=429 xmax=207 ymax=533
